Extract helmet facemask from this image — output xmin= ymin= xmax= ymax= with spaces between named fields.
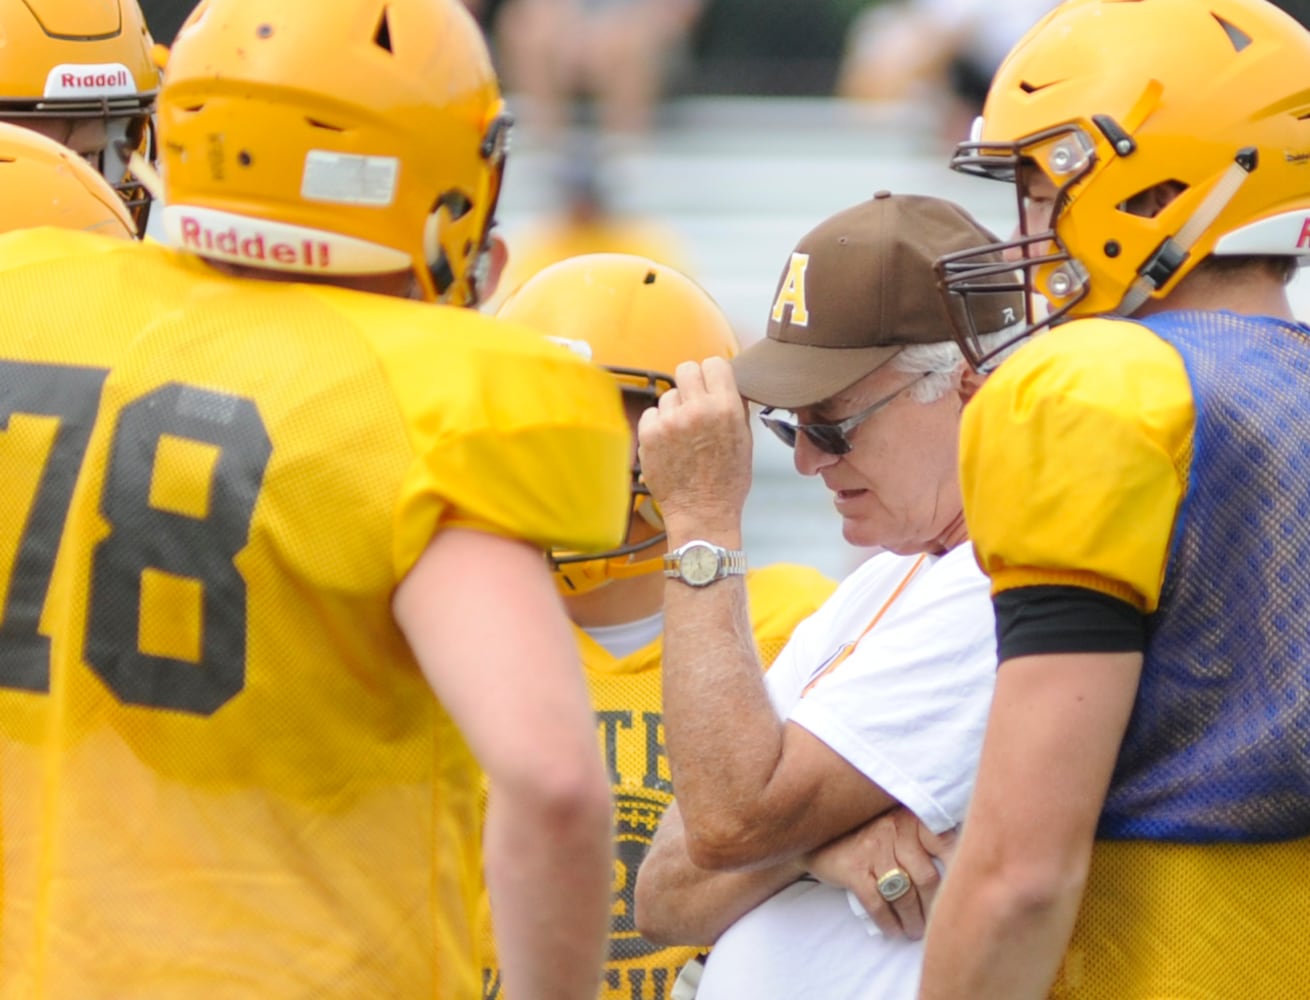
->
xmin=103 ymin=111 xmax=157 ymax=232
xmin=937 ymin=123 xmax=1096 ymax=371
xmin=550 ymin=374 xmax=671 ymax=596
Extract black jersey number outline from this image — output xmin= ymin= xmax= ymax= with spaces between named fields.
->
xmin=0 ymin=361 xmax=109 ymax=692
xmin=1 ymin=364 xmax=270 ymax=715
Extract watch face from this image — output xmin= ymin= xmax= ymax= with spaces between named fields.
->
xmin=680 ymin=543 xmax=720 ymax=586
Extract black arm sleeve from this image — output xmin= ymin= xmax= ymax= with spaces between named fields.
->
xmin=994 ymin=585 xmax=1146 ymax=662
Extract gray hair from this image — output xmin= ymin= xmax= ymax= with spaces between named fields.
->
xmin=890 ymin=327 xmax=1022 ymax=403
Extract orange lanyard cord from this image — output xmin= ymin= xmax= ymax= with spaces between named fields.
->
xmin=801 ymin=553 xmax=928 ymax=698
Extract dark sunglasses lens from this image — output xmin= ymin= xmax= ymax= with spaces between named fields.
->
xmin=760 ymin=414 xmax=798 ymax=448
xmin=803 ymin=426 xmax=850 ymax=456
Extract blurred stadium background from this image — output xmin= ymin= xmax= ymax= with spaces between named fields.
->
xmin=140 ymin=0 xmax=1310 ymax=581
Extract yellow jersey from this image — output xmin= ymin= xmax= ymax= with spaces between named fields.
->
xmin=961 ymin=313 xmax=1310 ymax=998
xmin=0 ymin=228 xmax=631 ymax=998
xmin=479 ymin=563 xmax=836 ymax=1000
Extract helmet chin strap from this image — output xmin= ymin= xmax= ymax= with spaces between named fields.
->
xmin=1117 ymin=148 xmax=1258 ymax=316
xmin=634 ymin=493 xmax=664 ymax=530
xmin=126 ymin=148 xmax=163 ymax=203
xmin=552 ymin=543 xmax=666 ymax=595
xmin=550 ymin=503 xmax=668 ymax=595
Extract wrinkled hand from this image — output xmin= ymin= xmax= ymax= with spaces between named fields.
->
xmin=805 ymin=807 xmax=957 ymax=940
xmin=637 ymin=357 xmax=753 ymax=529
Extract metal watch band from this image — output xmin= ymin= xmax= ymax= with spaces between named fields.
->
xmin=715 ymin=549 xmax=748 ymax=577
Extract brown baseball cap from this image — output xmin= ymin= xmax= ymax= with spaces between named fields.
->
xmin=732 ymin=192 xmax=1021 ymax=409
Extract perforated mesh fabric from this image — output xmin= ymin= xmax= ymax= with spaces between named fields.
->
xmin=0 ymin=229 xmax=630 ymax=997
xmin=477 ymin=563 xmax=835 ymax=999
xmin=1103 ymin=311 xmax=1310 ymax=842
xmin=1052 ymin=838 xmax=1310 ymax=998
xmin=960 ymin=305 xmax=1310 ymax=992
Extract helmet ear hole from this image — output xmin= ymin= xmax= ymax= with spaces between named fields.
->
xmin=425 ymin=191 xmax=482 ymax=300
xmin=1117 ymin=181 xmax=1189 ymax=219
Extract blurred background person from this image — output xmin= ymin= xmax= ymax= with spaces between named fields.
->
xmin=0 ymin=0 xmax=160 ymax=231
xmin=479 ymin=253 xmax=835 ymax=998
xmin=488 ymin=136 xmax=693 ymax=309
xmin=490 ymin=0 xmax=706 ymax=139
xmin=837 ymin=0 xmax=1059 ymax=149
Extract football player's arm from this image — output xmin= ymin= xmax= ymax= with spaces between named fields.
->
xmin=394 ymin=527 xmax=612 ymax=1000
xmin=918 ymin=647 xmax=1142 ymax=999
xmin=639 ymin=358 xmax=899 ymax=872
xmin=919 ymin=323 xmax=1191 ymax=999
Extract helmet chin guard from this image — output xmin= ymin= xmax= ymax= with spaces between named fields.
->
xmin=550 ymin=479 xmax=665 ymax=596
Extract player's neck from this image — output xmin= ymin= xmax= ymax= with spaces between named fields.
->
xmin=565 ymin=569 xmax=666 ymax=629
xmin=1141 ymin=268 xmax=1294 ymax=321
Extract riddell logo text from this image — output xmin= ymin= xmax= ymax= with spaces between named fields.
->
xmin=1299 ymin=217 xmax=1310 ymax=249
xmin=178 ymin=217 xmax=331 ymax=268
xmin=61 ymin=69 xmax=129 ymax=89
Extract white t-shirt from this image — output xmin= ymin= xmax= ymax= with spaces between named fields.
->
xmin=584 ymin=609 xmax=664 ymax=659
xmin=695 ymin=545 xmax=997 ymax=1000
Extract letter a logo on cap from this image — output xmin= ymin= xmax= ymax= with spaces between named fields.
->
xmin=771 ymin=252 xmax=810 ymax=327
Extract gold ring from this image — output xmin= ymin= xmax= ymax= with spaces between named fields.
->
xmin=876 ymin=867 xmax=913 ymax=903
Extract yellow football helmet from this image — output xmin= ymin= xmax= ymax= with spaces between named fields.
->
xmin=157 ymin=0 xmax=511 ymax=306
xmin=0 ymin=0 xmax=160 ymax=232
xmin=938 ymin=0 xmax=1310 ymax=369
xmin=497 ymin=253 xmax=740 ymax=595
xmin=0 ymin=121 xmax=134 ymax=238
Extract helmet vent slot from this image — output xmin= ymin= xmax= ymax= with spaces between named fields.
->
xmin=436 ymin=190 xmax=472 ymax=221
xmin=306 ymin=118 xmax=345 ymax=132
xmin=374 ymin=8 xmax=393 ymax=53
xmin=1116 ymin=180 xmax=1188 ymax=218
xmin=1213 ymin=15 xmax=1251 ymax=52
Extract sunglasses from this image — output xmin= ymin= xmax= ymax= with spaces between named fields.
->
xmin=758 ymin=373 xmax=930 ymax=456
